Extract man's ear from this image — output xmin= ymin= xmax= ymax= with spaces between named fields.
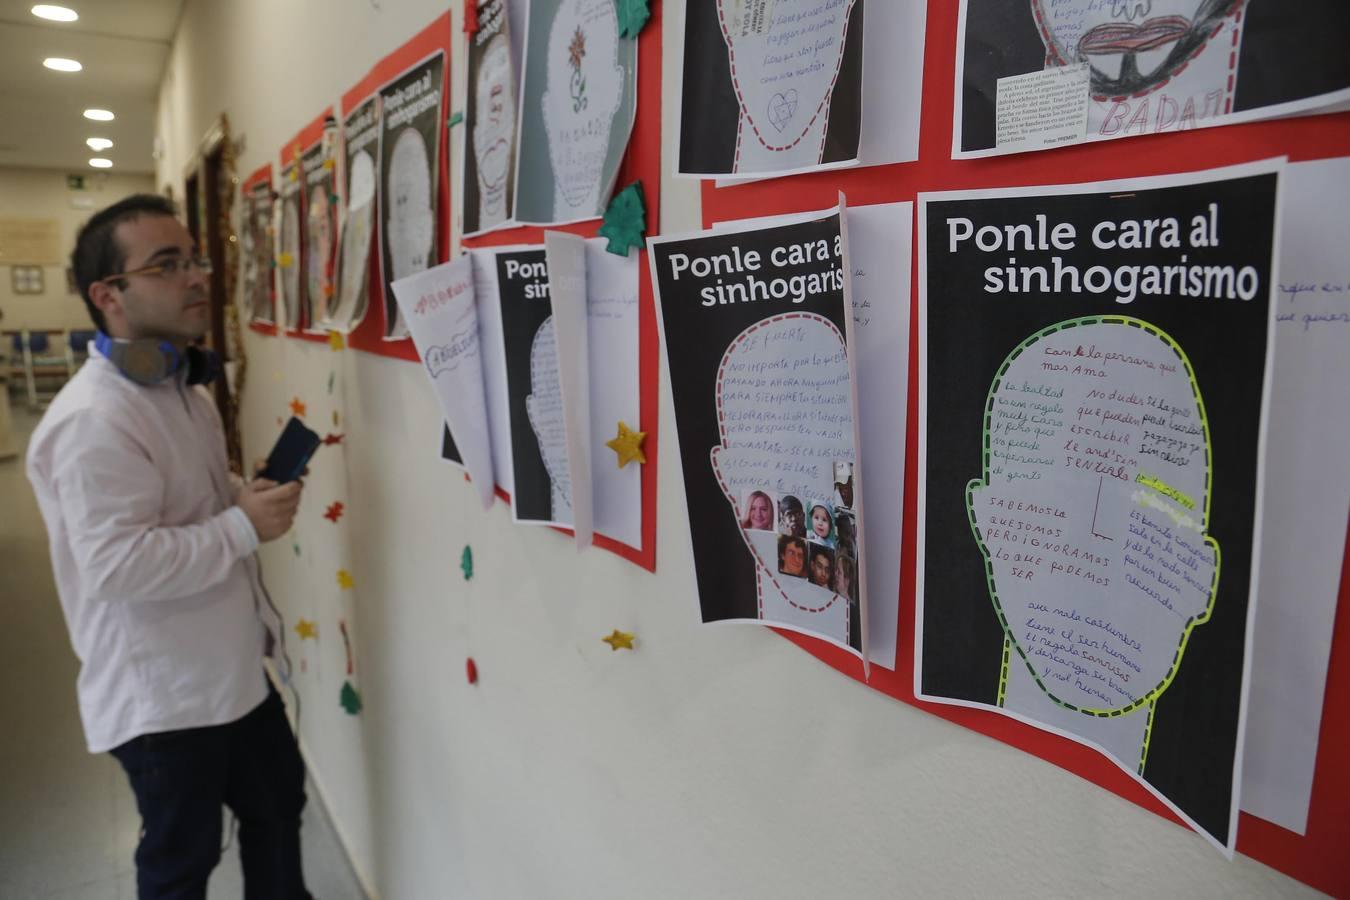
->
xmin=87 ymin=279 xmax=122 ymax=326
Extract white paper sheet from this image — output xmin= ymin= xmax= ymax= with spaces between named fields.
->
xmin=584 ymin=239 xmax=642 ymax=550
xmin=391 ymin=256 xmax=496 ymax=509
xmin=544 ymin=231 xmax=595 ymax=548
xmin=468 ymin=245 xmax=530 ymax=496
xmin=1240 ymin=156 xmax=1350 ymax=835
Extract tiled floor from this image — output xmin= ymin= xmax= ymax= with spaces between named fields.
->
xmin=0 ymin=402 xmax=366 ymax=899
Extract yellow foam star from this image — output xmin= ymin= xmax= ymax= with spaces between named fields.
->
xmin=337 ymin=569 xmax=354 ymax=590
xmin=327 ymin=330 xmax=345 ymax=351
xmin=277 ymin=252 xmax=294 ymax=269
xmin=605 ymin=421 xmax=647 ymax=469
xmin=322 ymin=158 xmax=336 ymax=170
xmin=294 ymin=618 xmax=318 ymax=640
xmin=602 ymin=629 xmax=635 ymax=651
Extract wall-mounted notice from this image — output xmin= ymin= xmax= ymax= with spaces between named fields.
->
xmin=495 ymin=248 xmax=574 ymax=526
xmin=328 ymin=96 xmax=380 ymax=333
xmin=916 ymin=161 xmax=1282 ymax=855
xmin=378 ymin=50 xmax=446 ymax=340
xmin=954 ymin=0 xmax=1350 ymax=158
xmin=463 ymin=0 xmax=520 ymax=236
xmin=302 ymin=136 xmax=338 ymax=332
xmin=679 ymin=0 xmax=866 ymax=179
xmin=650 ymin=207 xmax=867 ymax=658
xmin=1240 ymin=155 xmax=1350 ymax=836
xmin=514 ymin=0 xmax=638 ymax=226
xmin=713 ymin=202 xmax=912 ymax=670
xmin=242 ymin=167 xmax=275 ymax=326
xmin=277 ymin=153 xmax=305 ymax=331
xmin=392 ymin=255 xmax=496 ymax=509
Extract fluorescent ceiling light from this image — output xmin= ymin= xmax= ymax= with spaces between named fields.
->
xmin=43 ymin=57 xmax=82 ymax=72
xmin=32 ymin=5 xmax=78 ymax=22
xmin=83 ymin=108 xmax=114 ymax=121
xmin=88 ymin=158 xmax=112 ymax=169
xmin=86 ymin=137 xmax=113 ymax=151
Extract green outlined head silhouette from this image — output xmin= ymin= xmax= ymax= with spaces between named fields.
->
xmin=966 ymin=316 xmax=1220 ymax=718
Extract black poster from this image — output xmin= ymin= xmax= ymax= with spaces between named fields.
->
xmin=463 ymin=0 xmax=517 ymax=235
xmin=918 ymin=166 xmax=1280 ymax=851
xmin=651 ymin=212 xmax=863 ymax=654
xmin=678 ymin=0 xmax=865 ymax=176
xmin=958 ymin=0 xmax=1350 ymax=154
xmin=495 ymin=249 xmax=566 ymax=525
xmin=378 ymin=51 xmax=445 ymax=338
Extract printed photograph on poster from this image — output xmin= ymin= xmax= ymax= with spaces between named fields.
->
xmin=463 ymin=0 xmax=520 ymax=235
xmin=1240 ymin=155 xmax=1350 ymax=836
xmin=495 ymin=247 xmax=574 ymax=526
xmin=391 ymin=255 xmax=496 ymax=509
xmin=713 ymin=202 xmax=912 ymax=671
xmin=378 ymin=50 xmax=445 ymax=340
xmin=649 ymin=208 xmax=867 ymax=657
xmin=278 ymin=155 xmax=305 ymax=331
xmin=514 ymin=0 xmax=638 ymax=226
xmin=916 ymin=162 xmax=1283 ymax=854
xmin=302 ymin=134 xmax=338 ymax=332
xmin=243 ymin=175 xmax=275 ymax=325
xmin=678 ymin=0 xmax=864 ymax=179
xmin=329 ymin=96 xmax=380 ymax=333
xmin=954 ymin=0 xmax=1350 ymax=158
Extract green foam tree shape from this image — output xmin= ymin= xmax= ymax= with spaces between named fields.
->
xmin=598 ymin=181 xmax=646 ymax=257
xmin=461 ymin=545 xmax=474 ymax=581
xmin=340 ymin=680 xmax=362 ymax=715
xmin=617 ymin=0 xmax=650 ymax=39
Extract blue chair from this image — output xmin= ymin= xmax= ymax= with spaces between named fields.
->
xmin=66 ymin=329 xmax=96 ymax=371
xmin=18 ymin=330 xmax=73 ymax=410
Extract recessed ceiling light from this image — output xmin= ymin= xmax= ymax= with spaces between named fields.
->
xmin=32 ymin=5 xmax=78 ymax=22
xmin=83 ymin=108 xmax=114 ymax=121
xmin=89 ymin=157 xmax=112 ymax=169
xmin=43 ymin=57 xmax=82 ymax=72
xmin=86 ymin=137 xmax=113 ymax=151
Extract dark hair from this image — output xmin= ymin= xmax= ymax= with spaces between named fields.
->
xmin=71 ymin=193 xmax=178 ymax=333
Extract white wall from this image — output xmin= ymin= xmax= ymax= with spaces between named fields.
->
xmin=154 ymin=2 xmax=1317 ymax=898
xmin=0 ymin=166 xmax=155 ymax=335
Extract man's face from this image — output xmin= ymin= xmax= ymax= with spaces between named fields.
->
xmin=781 ymin=505 xmax=804 ymax=537
xmin=107 ymin=215 xmax=210 ymax=342
xmin=810 ymin=550 xmax=832 ymax=587
xmin=781 ymin=539 xmax=805 ymax=576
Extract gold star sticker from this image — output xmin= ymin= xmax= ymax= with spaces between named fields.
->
xmin=337 ymin=569 xmax=354 ymax=590
xmin=294 ymin=618 xmax=318 ymax=640
xmin=277 ymin=252 xmax=294 ymax=269
xmin=602 ymin=629 xmax=635 ymax=651
xmin=605 ymin=421 xmax=647 ymax=469
xmin=327 ymin=330 xmax=345 ymax=351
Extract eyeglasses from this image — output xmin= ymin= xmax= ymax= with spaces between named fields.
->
xmin=103 ymin=255 xmax=214 ymax=283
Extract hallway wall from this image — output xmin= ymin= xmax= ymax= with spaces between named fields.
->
xmin=152 ymin=2 xmax=1319 ymax=898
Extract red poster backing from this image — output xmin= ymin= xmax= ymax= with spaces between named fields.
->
xmin=698 ymin=4 xmax=1350 ymax=894
xmin=242 ymin=163 xmax=278 ymax=337
xmin=279 ymin=109 xmax=335 ymax=345
xmin=341 ymin=10 xmax=453 ymax=363
xmin=461 ymin=6 xmax=663 ymax=574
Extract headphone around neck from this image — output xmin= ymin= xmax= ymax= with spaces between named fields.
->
xmin=94 ymin=331 xmax=219 ymax=387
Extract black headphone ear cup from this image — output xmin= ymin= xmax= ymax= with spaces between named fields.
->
xmin=185 ymin=346 xmax=206 ymax=385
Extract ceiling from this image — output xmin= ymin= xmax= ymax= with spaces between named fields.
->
xmin=0 ymin=0 xmax=184 ymax=175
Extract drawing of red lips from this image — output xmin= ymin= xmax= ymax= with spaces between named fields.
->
xmin=1080 ymin=16 xmax=1191 ymax=55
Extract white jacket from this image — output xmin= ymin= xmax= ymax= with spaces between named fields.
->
xmin=26 ymin=346 xmax=278 ymax=753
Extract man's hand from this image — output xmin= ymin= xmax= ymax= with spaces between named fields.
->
xmin=237 ymin=479 xmax=303 ymax=542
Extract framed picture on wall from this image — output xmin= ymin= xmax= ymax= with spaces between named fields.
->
xmin=11 ymin=265 xmax=44 ymax=294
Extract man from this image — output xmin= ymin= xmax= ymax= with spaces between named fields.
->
xmin=26 ymin=194 xmax=312 ymax=898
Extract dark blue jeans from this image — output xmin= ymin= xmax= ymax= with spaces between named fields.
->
xmin=110 ymin=683 xmax=311 ymax=900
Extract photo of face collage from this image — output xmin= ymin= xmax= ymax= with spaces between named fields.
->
xmin=742 ymin=459 xmax=859 ymax=604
